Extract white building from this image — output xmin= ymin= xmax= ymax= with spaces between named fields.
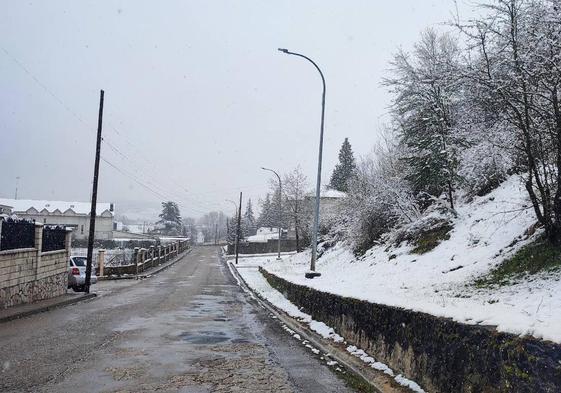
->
xmin=0 ymin=198 xmax=115 ymax=240
xmin=304 ymin=186 xmax=346 ymax=230
xmin=305 ymin=186 xmax=346 ymax=215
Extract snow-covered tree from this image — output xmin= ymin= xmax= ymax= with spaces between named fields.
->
xmin=284 ymin=166 xmax=310 ymax=251
xmin=384 ymin=29 xmax=463 ymax=210
xmin=458 ymin=0 xmax=561 ymax=243
xmin=157 ymin=201 xmax=182 ymax=235
xmin=242 ymin=199 xmax=257 ymax=237
xmin=329 ymin=138 xmax=356 ymax=192
xmin=341 ymin=132 xmax=421 ymax=254
xmin=269 ymin=185 xmax=289 ymax=229
xmin=182 ymin=217 xmax=198 ymax=241
xmin=226 ymin=217 xmax=238 ymax=244
xmin=198 ymin=211 xmax=227 ymax=243
xmin=257 ymin=193 xmax=274 ymax=228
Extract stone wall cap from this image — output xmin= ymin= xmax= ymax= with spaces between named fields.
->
xmin=0 ymin=247 xmax=37 ymax=256
xmin=41 ymin=249 xmax=67 ymax=256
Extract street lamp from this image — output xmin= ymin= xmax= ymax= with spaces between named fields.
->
xmin=278 ymin=48 xmax=324 ymax=278
xmin=261 ymin=167 xmax=282 ymax=260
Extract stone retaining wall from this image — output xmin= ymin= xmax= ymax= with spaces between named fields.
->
xmin=261 ymin=268 xmax=561 ymax=393
xmin=0 ymin=223 xmax=70 ymax=309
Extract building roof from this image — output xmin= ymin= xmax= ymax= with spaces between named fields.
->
xmin=0 ymin=198 xmax=113 ymax=216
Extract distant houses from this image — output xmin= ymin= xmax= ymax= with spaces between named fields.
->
xmin=0 ymin=198 xmax=115 ymax=240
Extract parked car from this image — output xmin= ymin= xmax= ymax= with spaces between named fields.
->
xmin=68 ymin=256 xmax=97 ymax=292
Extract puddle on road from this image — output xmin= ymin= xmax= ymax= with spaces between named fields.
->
xmin=179 ymin=331 xmax=230 ymax=344
xmin=230 ymin=338 xmax=250 ymax=344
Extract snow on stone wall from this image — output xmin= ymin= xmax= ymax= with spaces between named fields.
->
xmin=261 ymin=268 xmax=561 ymax=393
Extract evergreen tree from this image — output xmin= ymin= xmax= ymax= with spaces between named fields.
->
xmin=226 ymin=217 xmax=237 ymax=244
xmin=269 ymin=186 xmax=284 ymax=228
xmin=257 ymin=193 xmax=274 ymax=228
xmin=242 ymin=199 xmax=257 ymax=236
xmin=384 ymin=29 xmax=462 ymax=210
xmin=157 ymin=201 xmax=182 ymax=235
xmin=329 ymin=138 xmax=356 ymax=192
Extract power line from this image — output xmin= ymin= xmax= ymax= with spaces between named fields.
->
xmin=1 ymin=46 xmax=223 ymax=212
xmin=100 ymin=156 xmax=211 ymax=215
xmin=2 ymin=45 xmax=262 ymax=216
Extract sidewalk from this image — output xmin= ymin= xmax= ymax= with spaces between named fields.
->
xmin=1 ymin=248 xmax=192 ymax=323
xmin=0 ymin=292 xmax=96 ymax=324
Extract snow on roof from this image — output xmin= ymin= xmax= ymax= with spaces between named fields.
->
xmin=247 ymin=233 xmax=279 ymax=243
xmin=306 ymin=186 xmax=347 ymax=199
xmin=0 ymin=198 xmax=113 ymax=216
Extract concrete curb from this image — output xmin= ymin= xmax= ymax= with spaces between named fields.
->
xmin=0 ymin=293 xmax=97 ymax=324
xmin=226 ymin=261 xmax=406 ymax=393
xmin=98 ymin=248 xmax=193 ymax=281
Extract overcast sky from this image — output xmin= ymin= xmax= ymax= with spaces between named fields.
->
xmin=0 ymin=0 xmax=470 ymax=219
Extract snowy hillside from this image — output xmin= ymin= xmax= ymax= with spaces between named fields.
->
xmin=260 ymin=176 xmax=561 ymax=343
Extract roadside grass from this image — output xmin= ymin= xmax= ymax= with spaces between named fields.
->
xmin=475 ymin=236 xmax=561 ymax=287
xmin=411 ymin=224 xmax=453 ymax=254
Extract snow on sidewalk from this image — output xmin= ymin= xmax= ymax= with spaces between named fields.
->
xmin=229 ymin=259 xmax=425 ymax=392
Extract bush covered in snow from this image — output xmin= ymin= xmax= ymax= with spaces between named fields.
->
xmin=339 ymin=137 xmax=421 ymax=254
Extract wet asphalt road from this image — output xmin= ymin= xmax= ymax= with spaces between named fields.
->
xmin=0 ymin=246 xmax=353 ymax=393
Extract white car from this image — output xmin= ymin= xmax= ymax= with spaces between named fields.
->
xmin=68 ymin=256 xmax=97 ymax=292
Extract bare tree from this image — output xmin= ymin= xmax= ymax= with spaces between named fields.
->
xmin=459 ymin=0 xmax=561 ymax=243
xmin=283 ymin=166 xmax=309 ymax=252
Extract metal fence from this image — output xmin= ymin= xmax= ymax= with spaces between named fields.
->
xmin=105 ymin=251 xmax=133 ymax=267
xmin=0 ymin=218 xmax=35 ymax=251
xmin=42 ymin=226 xmax=67 ymax=252
xmin=71 ymin=247 xmax=134 ymax=267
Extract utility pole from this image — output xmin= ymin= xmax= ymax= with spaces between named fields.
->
xmin=235 ymin=192 xmax=242 ymax=264
xmin=14 ymin=176 xmax=20 ymax=200
xmin=85 ymin=90 xmax=104 ymax=294
xmin=214 ymin=223 xmax=218 ymax=245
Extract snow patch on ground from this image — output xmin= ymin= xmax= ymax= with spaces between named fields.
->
xmin=345 ymin=345 xmax=425 ymax=391
xmin=257 ymin=176 xmax=561 ymax=343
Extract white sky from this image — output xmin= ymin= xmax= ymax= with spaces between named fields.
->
xmin=0 ymin=0 xmax=471 ymax=219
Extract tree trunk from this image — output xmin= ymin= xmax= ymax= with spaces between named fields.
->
xmin=295 ymin=226 xmax=300 ymax=252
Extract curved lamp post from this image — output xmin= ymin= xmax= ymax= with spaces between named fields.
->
xmin=261 ymin=167 xmax=282 ymax=260
xmin=278 ymin=48 xmax=324 ymax=278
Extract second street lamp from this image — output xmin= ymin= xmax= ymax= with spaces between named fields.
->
xmin=261 ymin=167 xmax=282 ymax=260
xmin=278 ymin=48 xmax=324 ymax=278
